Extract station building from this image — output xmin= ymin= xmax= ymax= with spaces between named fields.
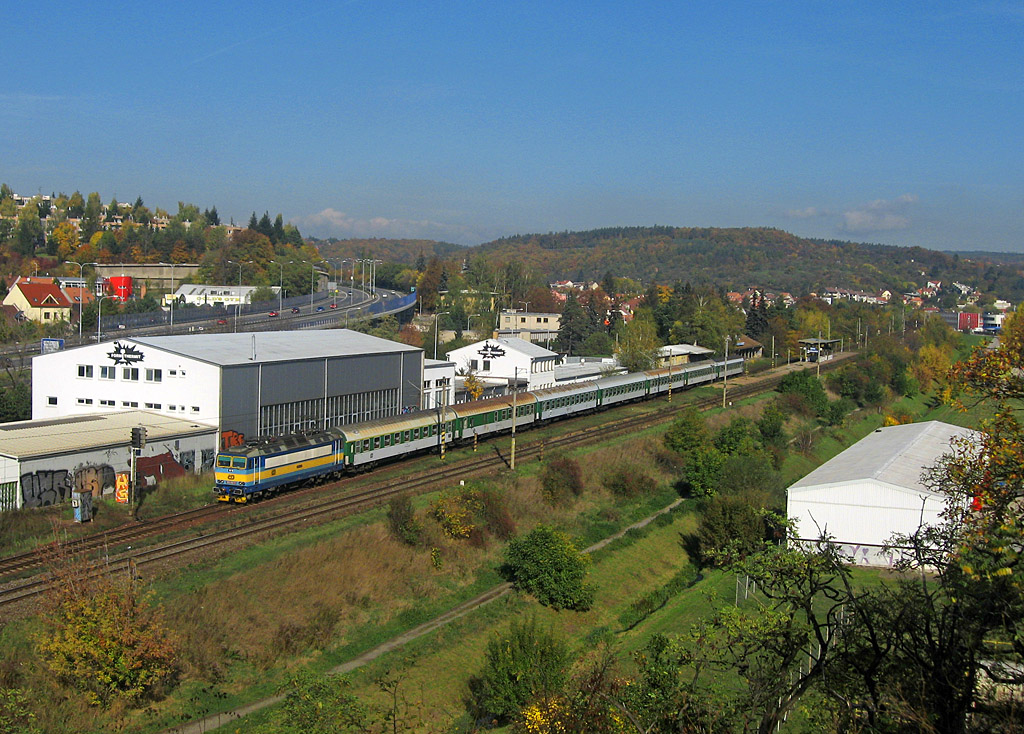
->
xmin=32 ymin=330 xmax=445 ymax=449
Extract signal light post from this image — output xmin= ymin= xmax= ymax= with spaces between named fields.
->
xmin=130 ymin=427 xmax=146 ymax=517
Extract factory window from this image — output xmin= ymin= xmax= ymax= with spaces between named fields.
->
xmin=424 ymin=380 xmax=431 ymax=389
xmin=100 ymin=366 xmax=115 ymax=379
xmin=470 ymin=359 xmax=478 ymax=370
xmin=123 ymin=367 xmax=139 ymax=381
xmin=77 ymin=398 xmax=93 ymax=405
xmin=483 ymin=360 xmax=490 ymax=371
xmin=145 ymin=368 xmax=162 ymax=382
xmin=168 ymin=369 xmax=177 ymax=376
xmin=47 ymin=396 xmax=57 ymax=406
xmin=100 ymin=399 xmax=115 ymax=407
xmin=145 ymin=402 xmax=162 ymax=410
xmin=122 ymin=401 xmax=138 ymax=408
xmin=77 ymin=365 xmax=93 ymax=378
xmin=192 ymin=406 xmax=200 ymax=412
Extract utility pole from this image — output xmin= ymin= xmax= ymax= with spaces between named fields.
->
xmin=510 ymin=367 xmax=518 ymax=470
xmin=722 ymin=336 xmax=730 ymax=409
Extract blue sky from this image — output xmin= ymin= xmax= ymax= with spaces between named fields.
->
xmin=2 ymin=1 xmax=1022 ymax=251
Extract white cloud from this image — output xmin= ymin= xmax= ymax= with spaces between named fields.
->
xmin=785 ymin=206 xmax=826 ymax=219
xmin=839 ymin=194 xmax=919 ymax=233
xmin=297 ymin=208 xmax=483 ymax=243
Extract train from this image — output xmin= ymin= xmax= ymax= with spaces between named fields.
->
xmin=213 ymin=358 xmax=745 ymax=503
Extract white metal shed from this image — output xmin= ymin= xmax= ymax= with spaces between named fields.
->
xmin=786 ymin=421 xmax=980 ymax=566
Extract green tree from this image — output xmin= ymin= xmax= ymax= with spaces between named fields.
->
xmin=681 ymin=445 xmax=725 ymax=497
xmin=502 ymin=525 xmax=593 ymax=610
xmin=615 ymin=312 xmax=661 ymax=372
xmin=664 ymin=406 xmax=711 ymax=456
xmin=469 ymin=616 xmax=569 ymax=723
xmin=554 ymin=293 xmax=590 ymax=356
xmin=79 ymin=192 xmax=103 ymax=243
xmin=280 ymin=671 xmax=368 ymax=733
xmin=696 ymin=492 xmax=768 ymax=565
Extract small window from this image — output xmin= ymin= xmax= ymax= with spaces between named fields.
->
xmin=100 ymin=366 xmax=115 ymax=379
xmin=122 ymin=401 xmax=139 ymax=408
xmin=77 ymin=365 xmax=93 ymax=378
xmin=373 ymin=437 xmax=381 ymax=449
xmin=179 ymin=370 xmax=186 ymax=377
xmin=144 ymin=402 xmax=162 ymax=409
xmin=216 ymin=455 xmax=232 ymax=468
xmin=470 ymin=359 xmax=478 ymax=370
xmin=100 ymin=399 xmax=115 ymax=406
xmin=191 ymin=406 xmax=200 ymax=412
xmin=362 ymin=439 xmax=370 ymax=451
xmin=483 ymin=360 xmax=490 ymax=371
xmin=145 ymin=368 xmax=162 ymax=382
xmin=47 ymin=396 xmax=57 ymax=406
xmin=77 ymin=397 xmax=93 ymax=405
xmin=169 ymin=370 xmax=177 ymax=376
xmin=123 ymin=367 xmax=139 ymax=381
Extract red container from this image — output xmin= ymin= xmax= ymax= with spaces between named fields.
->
xmin=109 ymin=276 xmax=133 ymax=302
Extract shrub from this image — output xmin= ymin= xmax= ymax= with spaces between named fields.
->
xmin=778 ymin=370 xmax=829 ymax=416
xmin=539 ymin=456 xmax=584 ymax=505
xmin=468 ymin=616 xmax=569 ymax=723
xmin=479 ymin=488 xmax=517 ymax=540
xmin=663 ymin=406 xmax=710 ymax=456
xmin=696 ymin=492 xmax=768 ymax=566
xmin=386 ymin=495 xmax=421 ymax=546
xmin=602 ymin=464 xmax=655 ymax=497
xmin=756 ymin=400 xmax=786 ymax=446
xmin=680 ymin=446 xmax=725 ymax=498
xmin=503 ymin=526 xmax=594 ymax=611
xmin=430 ymin=486 xmax=483 ymax=539
xmin=824 ymin=398 xmax=856 ymax=426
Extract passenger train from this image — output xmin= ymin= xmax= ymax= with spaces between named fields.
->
xmin=214 ymin=358 xmax=744 ymax=503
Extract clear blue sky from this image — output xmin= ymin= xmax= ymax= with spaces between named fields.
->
xmin=2 ymin=1 xmax=1022 ymax=251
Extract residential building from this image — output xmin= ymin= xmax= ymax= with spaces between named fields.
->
xmin=2 ymin=278 xmax=71 ymax=323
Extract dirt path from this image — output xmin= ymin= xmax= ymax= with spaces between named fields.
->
xmin=164 ymin=498 xmax=685 ymax=734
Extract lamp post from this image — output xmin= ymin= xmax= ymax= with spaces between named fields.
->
xmin=434 ymin=311 xmax=449 ymax=360
xmin=722 ymin=335 xmax=731 ymax=409
xmin=274 ymin=260 xmax=286 ymax=313
xmin=227 ymin=260 xmax=251 ymax=332
xmin=96 ymin=295 xmax=117 ymax=343
xmin=157 ymin=262 xmax=177 ymax=330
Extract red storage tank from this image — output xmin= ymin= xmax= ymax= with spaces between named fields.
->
xmin=109 ymin=276 xmax=133 ymax=302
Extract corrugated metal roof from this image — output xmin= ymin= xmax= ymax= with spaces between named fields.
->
xmin=789 ymin=421 xmax=980 ymax=495
xmin=493 ymin=337 xmax=559 ymax=359
xmin=0 ymin=411 xmax=216 ymax=459
xmin=129 ymin=329 xmax=420 ymax=367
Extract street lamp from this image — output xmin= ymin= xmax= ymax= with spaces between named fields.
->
xmin=227 ymin=260 xmax=252 ymax=332
xmin=434 ymin=311 xmax=449 ymax=360
xmin=273 ymin=260 xmax=286 ymax=313
xmin=69 ymin=261 xmax=101 ymax=343
xmin=96 ymin=295 xmax=117 ymax=343
xmin=157 ymin=262 xmax=177 ymax=330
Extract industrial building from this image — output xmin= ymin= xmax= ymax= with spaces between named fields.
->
xmin=445 ymin=337 xmax=561 ymax=391
xmin=786 ymin=421 xmax=979 ymax=566
xmin=32 ymin=330 xmax=451 ymax=450
xmin=0 ymin=411 xmax=217 ymax=512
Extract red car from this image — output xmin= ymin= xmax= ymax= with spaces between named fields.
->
xmin=268 ymin=311 xmax=279 ymax=317
xmin=330 ymin=303 xmax=338 ymax=309
xmin=216 ymin=318 xmax=228 ymax=325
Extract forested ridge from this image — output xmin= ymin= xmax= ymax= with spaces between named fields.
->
xmin=314 ymin=226 xmax=1024 ymax=300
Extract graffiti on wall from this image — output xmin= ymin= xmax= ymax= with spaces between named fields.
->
xmin=137 ymin=451 xmax=187 ymax=486
xmin=221 ymin=430 xmax=245 ymax=450
xmin=21 ymin=470 xmax=73 ymax=508
xmin=74 ymin=464 xmax=117 ymax=496
xmin=201 ymin=448 xmax=215 ymax=471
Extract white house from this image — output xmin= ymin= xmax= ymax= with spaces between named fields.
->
xmin=167 ymin=284 xmax=280 ymax=308
xmin=445 ymin=337 xmax=561 ymax=390
xmin=787 ymin=421 xmax=979 ymax=566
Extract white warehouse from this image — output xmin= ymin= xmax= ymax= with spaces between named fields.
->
xmin=32 ymin=330 xmax=449 ymax=451
xmin=786 ymin=421 xmax=979 ymax=566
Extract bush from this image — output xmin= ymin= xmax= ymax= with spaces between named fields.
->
xmin=824 ymin=397 xmax=856 ymax=426
xmin=539 ymin=456 xmax=584 ymax=505
xmin=386 ymin=496 xmax=421 ymax=546
xmin=468 ymin=616 xmax=569 ymax=723
xmin=663 ymin=406 xmax=710 ymax=456
xmin=756 ymin=400 xmax=786 ymax=446
xmin=430 ymin=486 xmax=483 ymax=539
xmin=696 ymin=492 xmax=768 ymax=566
xmin=602 ymin=464 xmax=655 ymax=497
xmin=778 ymin=370 xmax=829 ymax=416
xmin=502 ymin=526 xmax=594 ymax=611
xmin=479 ymin=488 xmax=516 ymax=540
xmin=680 ymin=446 xmax=725 ymax=498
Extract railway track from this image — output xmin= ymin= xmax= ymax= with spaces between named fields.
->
xmin=0 ymin=357 xmax=846 ymax=613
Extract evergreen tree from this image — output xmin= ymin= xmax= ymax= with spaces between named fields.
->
xmin=272 ymin=213 xmax=285 ymax=244
xmin=554 ymin=293 xmax=590 ymax=356
xmin=248 ymin=212 xmax=259 ymax=230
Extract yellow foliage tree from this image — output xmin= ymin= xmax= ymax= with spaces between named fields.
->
xmin=52 ymin=221 xmax=79 ymax=260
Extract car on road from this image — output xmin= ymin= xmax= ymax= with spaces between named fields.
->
xmin=290 ymin=307 xmax=300 ymax=314
xmin=268 ymin=311 xmax=279 ymax=317
xmin=329 ymin=303 xmax=338 ymax=309
xmin=316 ymin=305 xmax=325 ymax=312
xmin=216 ymin=318 xmax=228 ymax=325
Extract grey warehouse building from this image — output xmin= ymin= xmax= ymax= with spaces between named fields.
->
xmin=32 ymin=330 xmax=425 ymax=449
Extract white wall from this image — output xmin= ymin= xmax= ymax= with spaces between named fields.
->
xmin=787 ymin=480 xmax=948 ymax=566
xmin=445 ymin=341 xmax=556 ymax=390
xmin=32 ymin=340 xmax=222 ymax=429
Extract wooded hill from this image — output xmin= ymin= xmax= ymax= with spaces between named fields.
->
xmin=313 ymin=227 xmax=1024 ymax=301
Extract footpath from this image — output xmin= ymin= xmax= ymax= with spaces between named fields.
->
xmin=165 ymin=499 xmax=684 ymax=734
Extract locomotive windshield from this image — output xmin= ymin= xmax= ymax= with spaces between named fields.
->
xmin=216 ymin=455 xmax=247 ymax=469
